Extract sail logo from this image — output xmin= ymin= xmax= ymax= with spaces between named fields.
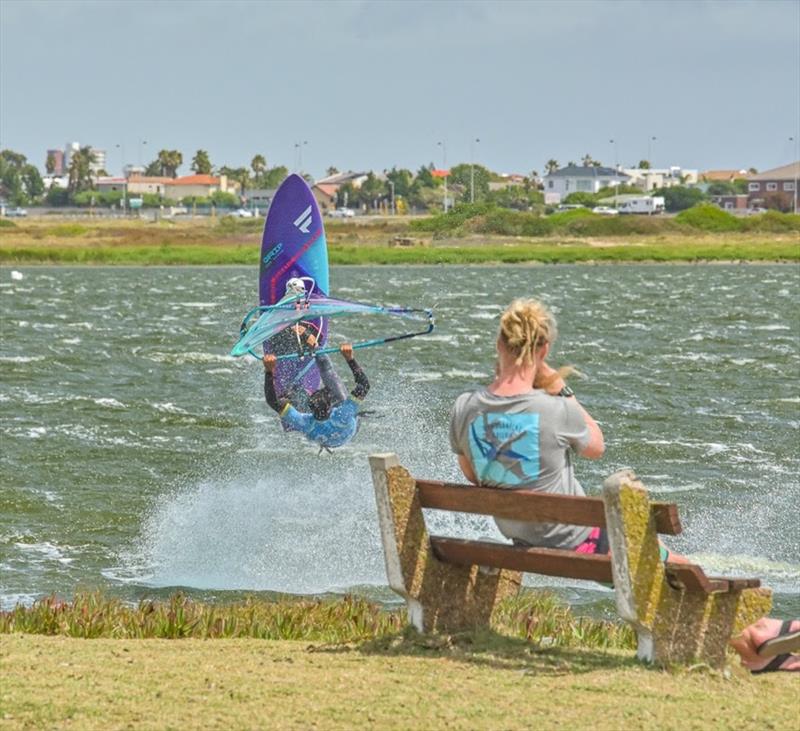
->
xmin=293 ymin=205 xmax=313 ymax=234
xmin=262 ymin=242 xmax=283 ymax=266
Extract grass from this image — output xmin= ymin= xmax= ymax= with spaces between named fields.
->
xmin=1 ymin=633 xmax=796 ymax=730
xmin=1 ymin=593 xmax=795 ymax=730
xmin=0 ymin=217 xmax=798 ymax=265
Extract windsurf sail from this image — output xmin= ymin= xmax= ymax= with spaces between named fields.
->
xmin=231 ymin=294 xmax=434 ymax=359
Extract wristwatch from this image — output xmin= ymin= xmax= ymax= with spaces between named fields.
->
xmin=556 ymin=385 xmax=575 ymax=398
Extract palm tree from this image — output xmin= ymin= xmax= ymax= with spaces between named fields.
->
xmin=581 ymin=153 xmax=594 ymax=167
xmin=545 ymin=159 xmax=559 ymax=174
xmin=251 ymin=154 xmax=267 ymax=185
xmin=191 ymin=149 xmax=212 ymax=175
xmin=157 ymin=149 xmax=183 ymax=178
xmin=67 ymin=147 xmax=95 ymax=194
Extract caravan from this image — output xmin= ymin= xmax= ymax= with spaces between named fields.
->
xmin=618 ymin=197 xmax=665 ymax=215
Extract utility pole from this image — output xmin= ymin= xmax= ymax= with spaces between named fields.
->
xmin=115 ymin=143 xmax=127 ymax=214
xmin=648 ymin=136 xmax=656 ymax=165
xmin=139 ymin=138 xmax=148 ymax=166
xmin=470 ymin=137 xmax=480 ymax=204
xmin=791 ymin=136 xmax=798 ymax=214
xmin=294 ymin=141 xmax=307 ymax=173
xmin=388 ymin=180 xmax=395 ymax=215
xmin=437 ymin=140 xmax=448 ymax=212
xmin=609 ymin=138 xmax=619 ymax=207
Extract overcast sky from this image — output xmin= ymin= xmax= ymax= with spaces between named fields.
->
xmin=2 ymin=0 xmax=798 ymax=177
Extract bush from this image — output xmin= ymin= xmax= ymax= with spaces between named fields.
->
xmin=0 ymin=218 xmax=17 ymax=228
xmin=470 ymin=209 xmax=552 ymax=237
xmin=45 ymin=187 xmax=70 ymax=206
xmin=675 ymin=205 xmax=742 ymax=232
xmin=740 ymin=210 xmax=800 ymax=233
xmin=409 ymin=202 xmax=495 ymax=234
xmin=45 ymin=223 xmax=89 ymax=238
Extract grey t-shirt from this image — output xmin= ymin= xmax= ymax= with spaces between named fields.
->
xmin=449 ymin=388 xmax=592 ymax=549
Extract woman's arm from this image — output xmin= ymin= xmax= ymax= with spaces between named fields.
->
xmin=340 ymin=343 xmax=370 ymax=399
xmin=458 ymin=453 xmax=479 ymax=484
xmin=262 ymin=355 xmax=287 ymax=414
xmin=539 ymin=362 xmax=605 ymax=459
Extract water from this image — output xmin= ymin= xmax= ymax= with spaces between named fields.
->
xmin=1 ymin=265 xmax=798 ymax=615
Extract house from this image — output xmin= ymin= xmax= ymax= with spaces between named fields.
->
xmin=710 ymin=194 xmax=749 ymax=211
xmin=314 ymin=171 xmax=370 ymax=189
xmin=701 ymin=169 xmax=748 ymax=183
xmin=746 ymin=162 xmax=799 ymax=212
xmin=164 ymin=174 xmax=238 ymax=201
xmin=126 ymin=175 xmax=173 ymax=196
xmin=242 ymin=188 xmax=277 ymax=210
xmin=543 ymin=164 xmax=629 ymax=204
xmin=622 ymin=167 xmax=699 ymax=192
xmin=94 ymin=177 xmax=128 ymax=194
xmin=312 ymin=183 xmax=338 ymax=212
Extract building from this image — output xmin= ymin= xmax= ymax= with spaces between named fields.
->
xmin=315 ymin=170 xmax=370 ymax=189
xmin=701 ymin=169 xmax=749 ymax=183
xmin=543 ymin=164 xmax=629 ymax=204
xmin=89 ymin=148 xmax=106 ymax=174
xmin=94 ymin=177 xmax=128 ymax=194
xmin=312 ymin=183 xmax=338 ymax=212
xmin=164 ymin=174 xmax=238 ymax=200
xmin=622 ymin=167 xmax=698 ymax=191
xmin=243 ymin=187 xmax=277 ymax=211
xmin=709 ymin=194 xmax=749 ymax=211
xmin=747 ymin=162 xmax=799 ymax=212
xmin=126 ymin=175 xmax=173 ymax=196
xmin=46 ymin=149 xmax=64 ymax=175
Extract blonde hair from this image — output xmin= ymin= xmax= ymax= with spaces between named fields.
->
xmin=498 ymin=298 xmax=575 ymax=387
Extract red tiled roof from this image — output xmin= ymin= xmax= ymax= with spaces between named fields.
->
xmin=431 ymin=169 xmax=450 ymax=178
xmin=314 ymin=184 xmax=338 ymax=197
xmin=167 ymin=174 xmax=220 ymax=186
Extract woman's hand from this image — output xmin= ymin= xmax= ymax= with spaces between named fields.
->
xmin=263 ymin=354 xmax=277 ymax=372
xmin=535 ymin=361 xmax=565 ymax=394
xmin=340 ymin=343 xmax=354 ymax=361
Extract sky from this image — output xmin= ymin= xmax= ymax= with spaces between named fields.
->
xmin=1 ymin=0 xmax=799 ymax=178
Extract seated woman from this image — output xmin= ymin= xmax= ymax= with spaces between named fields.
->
xmin=450 ymin=297 xmax=798 ymax=672
xmin=449 ymin=297 xmax=604 ymax=552
xmin=263 ymin=338 xmax=369 ymax=450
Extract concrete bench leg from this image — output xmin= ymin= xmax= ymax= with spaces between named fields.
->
xmin=603 ymin=470 xmax=772 ymax=668
xmin=369 ymin=453 xmax=521 ymax=633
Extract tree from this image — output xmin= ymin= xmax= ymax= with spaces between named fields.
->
xmin=325 ymin=166 xmax=340 ymax=177
xmin=0 ymin=150 xmax=46 ymax=204
xmin=581 ymin=154 xmax=594 ymax=167
xmin=46 ymin=153 xmax=56 ymax=175
xmin=545 ymin=159 xmax=559 ymax=174
xmin=191 ymin=149 xmax=212 ymax=175
xmin=156 ymin=149 xmax=183 ymax=178
xmin=356 ymin=172 xmax=387 ymax=209
xmin=262 ymin=165 xmax=289 ymax=188
xmin=251 ymin=154 xmax=267 ymax=185
xmin=655 ymin=186 xmax=706 ymax=212
xmin=448 ymin=163 xmax=491 ymax=203
xmin=67 ymin=146 xmax=96 ymax=195
xmin=144 ymin=159 xmax=162 ymax=177
xmin=638 ymin=160 xmax=651 ymax=170
xmin=385 ymin=167 xmax=414 ymax=198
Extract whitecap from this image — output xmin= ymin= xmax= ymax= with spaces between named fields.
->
xmin=0 ymin=355 xmax=45 ymax=363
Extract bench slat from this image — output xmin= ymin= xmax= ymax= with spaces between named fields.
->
xmin=417 ymin=480 xmax=682 ymax=535
xmin=664 ymin=564 xmax=760 ymax=594
xmin=429 ymin=537 xmax=614 ymax=584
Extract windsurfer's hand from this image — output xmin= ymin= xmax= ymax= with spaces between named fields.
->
xmin=306 ymin=334 xmax=318 ymax=349
xmin=263 ymin=354 xmax=277 ymax=372
xmin=340 ymin=343 xmax=354 ymax=361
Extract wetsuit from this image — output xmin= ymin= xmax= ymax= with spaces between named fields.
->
xmin=264 ymin=354 xmax=369 ymax=448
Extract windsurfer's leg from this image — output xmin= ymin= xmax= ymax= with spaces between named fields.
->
xmin=315 ymin=353 xmax=347 ymax=405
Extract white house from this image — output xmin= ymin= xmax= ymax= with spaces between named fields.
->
xmin=543 ymin=165 xmax=629 ymax=204
xmin=622 ymin=167 xmax=699 ymax=191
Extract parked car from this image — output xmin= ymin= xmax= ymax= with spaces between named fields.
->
xmin=555 ymin=204 xmax=585 ymax=212
xmin=327 ymin=207 xmax=355 ymax=218
xmin=592 ymin=206 xmax=619 ymax=216
xmin=230 ymin=208 xmax=254 ymax=218
xmin=4 ymin=207 xmax=28 ymax=217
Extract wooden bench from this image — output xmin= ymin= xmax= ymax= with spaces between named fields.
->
xmin=369 ymin=453 xmax=772 ymax=668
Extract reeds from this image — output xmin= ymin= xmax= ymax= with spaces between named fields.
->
xmin=0 ymin=591 xmax=635 ymax=649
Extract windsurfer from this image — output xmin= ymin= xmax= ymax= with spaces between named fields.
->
xmin=262 ymin=338 xmax=370 ymax=449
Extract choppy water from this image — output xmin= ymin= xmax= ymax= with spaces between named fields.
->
xmin=1 ymin=265 xmax=798 ymax=615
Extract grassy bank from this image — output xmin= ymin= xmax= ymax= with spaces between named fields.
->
xmin=0 ymin=216 xmax=797 ymax=265
xmin=2 ymin=633 xmax=796 ymax=730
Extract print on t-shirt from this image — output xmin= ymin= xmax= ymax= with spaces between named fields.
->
xmin=468 ymin=412 xmax=540 ymax=486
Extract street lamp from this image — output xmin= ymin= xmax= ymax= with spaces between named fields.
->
xmin=139 ymin=139 xmax=147 ymax=166
xmin=437 ymin=140 xmax=448 ymax=212
xmin=115 ymin=143 xmax=127 ymax=214
xmin=791 ymin=136 xmax=798 ymax=214
xmin=388 ymin=180 xmax=395 ymax=215
xmin=294 ymin=141 xmax=308 ymax=173
xmin=648 ymin=136 xmax=656 ymax=166
xmin=470 ymin=137 xmax=480 ymax=204
xmin=609 ymin=138 xmax=620 ymax=207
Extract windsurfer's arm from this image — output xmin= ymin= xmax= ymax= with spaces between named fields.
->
xmin=340 ymin=343 xmax=369 ymax=400
xmin=263 ymin=354 xmax=288 ymax=414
